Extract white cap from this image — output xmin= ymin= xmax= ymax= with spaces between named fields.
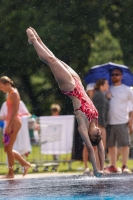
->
xmin=86 ymin=83 xmax=95 ymax=91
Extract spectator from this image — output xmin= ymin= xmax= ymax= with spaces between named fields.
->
xmin=86 ymin=83 xmax=95 ymax=99
xmin=28 ymin=116 xmax=37 ymax=143
xmin=106 ymin=68 xmax=133 ymax=173
xmin=117 ymin=101 xmax=133 ymax=161
xmin=0 ymin=100 xmax=33 ymax=152
xmin=0 ymin=100 xmax=32 ymax=172
xmin=0 ymin=76 xmax=30 ymax=178
xmin=92 ymin=78 xmax=109 ymax=149
xmin=50 ymin=104 xmax=61 ymax=116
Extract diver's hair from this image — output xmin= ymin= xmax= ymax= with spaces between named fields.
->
xmin=0 ymin=76 xmax=15 ymax=87
xmin=95 ymin=78 xmax=106 ymax=90
xmin=50 ymin=103 xmax=61 ymax=113
xmin=90 ymin=137 xmax=101 ymax=146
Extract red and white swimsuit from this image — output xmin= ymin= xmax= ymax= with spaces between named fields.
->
xmin=61 ymin=77 xmax=98 ymax=123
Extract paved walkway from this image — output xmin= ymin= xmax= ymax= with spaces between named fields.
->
xmin=0 ymin=172 xmax=83 ymax=181
xmin=1 ymin=171 xmax=133 ymax=181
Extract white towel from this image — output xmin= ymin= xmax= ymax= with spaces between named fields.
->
xmin=0 ymin=100 xmax=30 ymax=117
xmin=39 ymin=115 xmax=75 ymax=154
xmin=13 ymin=116 xmax=32 ymax=155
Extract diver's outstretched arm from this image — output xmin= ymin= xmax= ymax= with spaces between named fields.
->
xmin=76 ymin=111 xmax=104 ymax=177
xmin=97 ymin=140 xmax=105 ymax=171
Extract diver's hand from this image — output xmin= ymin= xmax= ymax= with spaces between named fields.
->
xmin=94 ymin=170 xmax=104 ymax=178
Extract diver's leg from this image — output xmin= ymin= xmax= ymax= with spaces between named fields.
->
xmin=26 ymin=28 xmax=75 ymax=91
xmin=29 ymin=27 xmax=80 ymax=80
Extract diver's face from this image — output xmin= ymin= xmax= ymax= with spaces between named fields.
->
xmin=89 ymin=127 xmax=101 ymax=142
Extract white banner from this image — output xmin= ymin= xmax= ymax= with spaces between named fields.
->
xmin=39 ymin=115 xmax=75 ymax=154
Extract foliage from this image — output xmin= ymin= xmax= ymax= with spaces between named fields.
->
xmin=1 ymin=1 xmax=133 ymax=115
xmin=85 ymin=18 xmax=123 ymax=72
xmin=103 ymin=1 xmax=133 ymax=69
xmin=0 ymin=0 xmax=104 ymax=115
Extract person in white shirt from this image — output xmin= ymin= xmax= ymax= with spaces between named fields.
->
xmin=106 ymin=68 xmax=133 ymax=173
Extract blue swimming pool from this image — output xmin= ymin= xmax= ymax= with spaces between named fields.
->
xmin=0 ymin=174 xmax=133 ymax=200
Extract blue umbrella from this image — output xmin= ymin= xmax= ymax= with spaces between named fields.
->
xmin=84 ymin=62 xmax=133 ymax=86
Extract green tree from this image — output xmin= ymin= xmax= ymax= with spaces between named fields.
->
xmin=103 ymin=1 xmax=133 ymax=69
xmin=85 ymin=19 xmax=123 ymax=73
xmin=0 ymin=0 xmax=104 ymax=115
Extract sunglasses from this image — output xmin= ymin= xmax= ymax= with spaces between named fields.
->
xmin=111 ymin=73 xmax=122 ymax=77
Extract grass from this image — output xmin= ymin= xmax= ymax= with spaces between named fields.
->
xmin=0 ymin=131 xmax=133 ymax=175
xmin=0 ymin=144 xmax=133 ymax=175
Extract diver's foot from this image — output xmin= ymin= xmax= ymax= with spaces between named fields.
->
xmin=23 ymin=163 xmax=31 ymax=176
xmin=26 ymin=28 xmax=37 ymax=44
xmin=1 ymin=174 xmax=14 ymax=179
xmin=29 ymin=27 xmax=41 ymax=42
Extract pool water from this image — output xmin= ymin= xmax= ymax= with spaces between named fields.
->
xmin=0 ymin=174 xmax=133 ymax=200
